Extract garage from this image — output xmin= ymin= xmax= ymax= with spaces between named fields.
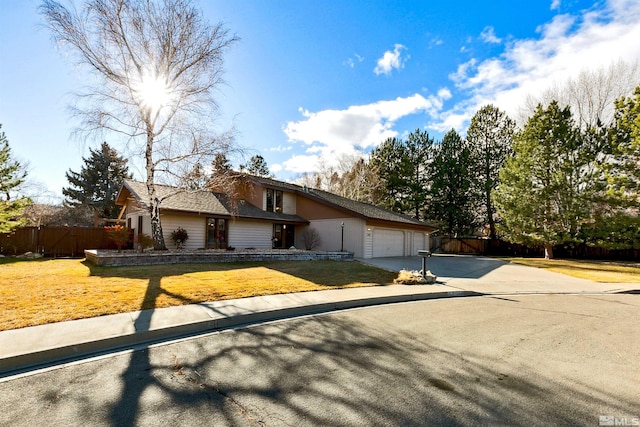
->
xmin=372 ymin=228 xmax=405 ymax=257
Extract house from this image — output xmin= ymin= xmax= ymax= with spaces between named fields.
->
xmin=115 ymin=176 xmax=437 ymax=258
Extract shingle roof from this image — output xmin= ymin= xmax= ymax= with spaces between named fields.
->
xmin=246 ymin=175 xmax=437 ymax=229
xmin=120 ymin=180 xmax=308 ymax=223
xmin=306 ymin=188 xmax=436 ymax=228
xmin=120 ymin=177 xmax=436 ymax=230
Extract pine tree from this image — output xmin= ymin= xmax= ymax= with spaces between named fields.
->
xmin=466 ymin=105 xmax=515 ymax=239
xmin=369 ymin=129 xmax=433 ymax=219
xmin=63 ymin=142 xmax=131 ymax=220
xmin=211 ymin=153 xmax=232 ymax=175
xmin=494 ymin=102 xmax=597 ymax=259
xmin=183 ymin=162 xmax=208 ymax=190
xmin=585 ymin=86 xmax=640 ymax=249
xmin=427 ymin=129 xmax=476 ymax=236
xmin=241 ymin=154 xmax=271 ymax=177
xmin=369 ymin=137 xmax=409 ymax=213
xmin=0 ymin=125 xmax=30 ymax=233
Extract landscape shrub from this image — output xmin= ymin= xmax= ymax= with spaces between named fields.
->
xmin=137 ymin=233 xmax=154 ymax=251
xmin=104 ymin=225 xmax=130 ymax=252
xmin=171 ymin=227 xmax=189 ymax=249
xmin=303 ymin=228 xmax=322 ymax=250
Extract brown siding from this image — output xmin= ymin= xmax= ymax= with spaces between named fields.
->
xmin=296 ymin=195 xmax=352 ymax=220
xmin=240 ymin=182 xmax=264 ymax=208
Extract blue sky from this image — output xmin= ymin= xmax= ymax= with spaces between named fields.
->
xmin=2 ymin=0 xmax=640 ymax=202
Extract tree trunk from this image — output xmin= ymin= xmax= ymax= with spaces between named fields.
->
xmin=145 ymin=125 xmax=167 ymax=251
xmin=486 ymin=192 xmax=496 ymax=240
xmin=544 ymin=244 xmax=554 ymax=260
xmin=149 ymin=196 xmax=167 ymax=250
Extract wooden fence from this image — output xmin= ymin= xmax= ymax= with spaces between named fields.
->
xmin=431 ymin=237 xmax=639 ymax=260
xmin=0 ymin=226 xmax=132 ymax=258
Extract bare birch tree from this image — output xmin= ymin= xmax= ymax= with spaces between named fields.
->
xmin=41 ymin=0 xmax=238 ymax=249
xmin=518 ymin=60 xmax=640 ymax=129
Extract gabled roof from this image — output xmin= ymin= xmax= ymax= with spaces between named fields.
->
xmin=306 ymin=187 xmax=436 ymax=228
xmin=117 ymin=180 xmax=308 ymax=224
xmin=246 ymin=175 xmax=437 ymax=230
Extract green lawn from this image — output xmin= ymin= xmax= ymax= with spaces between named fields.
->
xmin=0 ymin=258 xmax=396 ymax=331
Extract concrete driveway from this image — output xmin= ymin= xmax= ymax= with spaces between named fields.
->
xmin=357 ymin=254 xmax=638 ymax=295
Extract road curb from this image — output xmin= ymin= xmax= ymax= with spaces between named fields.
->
xmin=0 ymin=290 xmax=482 ymax=378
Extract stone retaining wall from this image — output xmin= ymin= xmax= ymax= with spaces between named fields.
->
xmin=84 ymin=249 xmax=353 ymax=267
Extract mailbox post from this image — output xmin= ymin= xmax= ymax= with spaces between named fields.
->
xmin=418 ymin=250 xmax=431 ymax=278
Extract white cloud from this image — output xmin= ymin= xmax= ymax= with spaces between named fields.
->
xmin=281 ymin=154 xmax=320 ymax=173
xmin=270 ymin=163 xmax=283 ymax=173
xmin=435 ymin=0 xmax=640 ymax=131
xmin=344 ymin=53 xmax=364 ymax=69
xmin=268 ymin=145 xmax=293 ymax=152
xmin=480 ymin=26 xmax=502 ymax=44
xmin=284 ymin=94 xmax=445 ymax=148
xmin=550 ymin=0 xmax=561 ymax=10
xmin=374 ymin=44 xmax=408 ymax=75
xmin=281 ymin=92 xmax=449 ymax=174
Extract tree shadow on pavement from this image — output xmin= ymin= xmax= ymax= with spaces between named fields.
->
xmin=2 ymin=297 xmax=638 ymax=426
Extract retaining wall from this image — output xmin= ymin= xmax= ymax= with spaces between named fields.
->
xmin=85 ymin=249 xmax=353 ymax=266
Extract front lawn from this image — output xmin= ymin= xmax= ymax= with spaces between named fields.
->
xmin=0 ymin=258 xmax=396 ymax=331
xmin=504 ymin=257 xmax=640 ymax=283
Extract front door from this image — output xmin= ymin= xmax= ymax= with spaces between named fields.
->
xmin=207 ymin=218 xmax=228 ymax=249
xmin=272 ymin=224 xmax=295 ymax=249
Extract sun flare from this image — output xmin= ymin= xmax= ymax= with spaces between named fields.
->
xmin=133 ymin=72 xmax=172 ymax=114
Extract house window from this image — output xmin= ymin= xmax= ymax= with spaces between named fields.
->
xmin=266 ymin=189 xmax=283 ymax=213
xmin=207 ymin=218 xmax=228 ymax=249
xmin=266 ymin=189 xmax=273 ymax=212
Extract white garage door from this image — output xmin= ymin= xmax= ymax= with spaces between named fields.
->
xmin=373 ymin=228 xmax=404 ymax=257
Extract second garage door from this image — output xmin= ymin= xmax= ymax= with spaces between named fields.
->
xmin=372 ymin=228 xmax=404 ymax=257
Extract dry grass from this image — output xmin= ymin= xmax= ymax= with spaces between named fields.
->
xmin=0 ymin=258 xmax=396 ymax=331
xmin=503 ymin=257 xmax=640 ymax=283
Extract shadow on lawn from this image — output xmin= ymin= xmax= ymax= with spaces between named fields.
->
xmin=82 ymin=259 xmax=397 ymax=290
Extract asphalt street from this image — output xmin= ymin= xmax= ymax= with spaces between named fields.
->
xmin=1 ymin=294 xmax=639 ymax=426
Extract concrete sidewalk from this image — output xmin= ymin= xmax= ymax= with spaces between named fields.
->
xmin=0 ymin=283 xmax=478 ymax=378
xmin=1 ymin=255 xmax=638 ymax=378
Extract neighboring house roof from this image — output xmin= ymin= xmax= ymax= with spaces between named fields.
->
xmin=246 ymin=175 xmax=437 ymax=230
xmin=117 ymin=180 xmax=308 ymax=224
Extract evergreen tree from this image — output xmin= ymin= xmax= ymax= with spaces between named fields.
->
xmin=63 ymin=142 xmax=131 ymax=220
xmin=607 ymin=86 xmax=640 ymax=203
xmin=369 ymin=129 xmax=433 ymax=219
xmin=405 ymin=129 xmax=434 ymax=219
xmin=585 ymin=86 xmax=640 ymax=249
xmin=182 ymin=162 xmax=208 ymax=190
xmin=494 ymin=102 xmax=597 ymax=259
xmin=427 ymin=129 xmax=476 ymax=236
xmin=0 ymin=125 xmax=31 ymax=232
xmin=466 ymin=105 xmax=515 ymax=239
xmin=241 ymin=154 xmax=271 ymax=177
xmin=369 ymin=136 xmax=410 ymax=213
xmin=211 ymin=152 xmax=232 ymax=175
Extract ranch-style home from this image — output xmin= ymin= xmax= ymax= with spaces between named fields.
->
xmin=115 ymin=176 xmax=437 ymax=259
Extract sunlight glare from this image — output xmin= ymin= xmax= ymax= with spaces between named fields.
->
xmin=133 ymin=72 xmax=173 ymax=114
